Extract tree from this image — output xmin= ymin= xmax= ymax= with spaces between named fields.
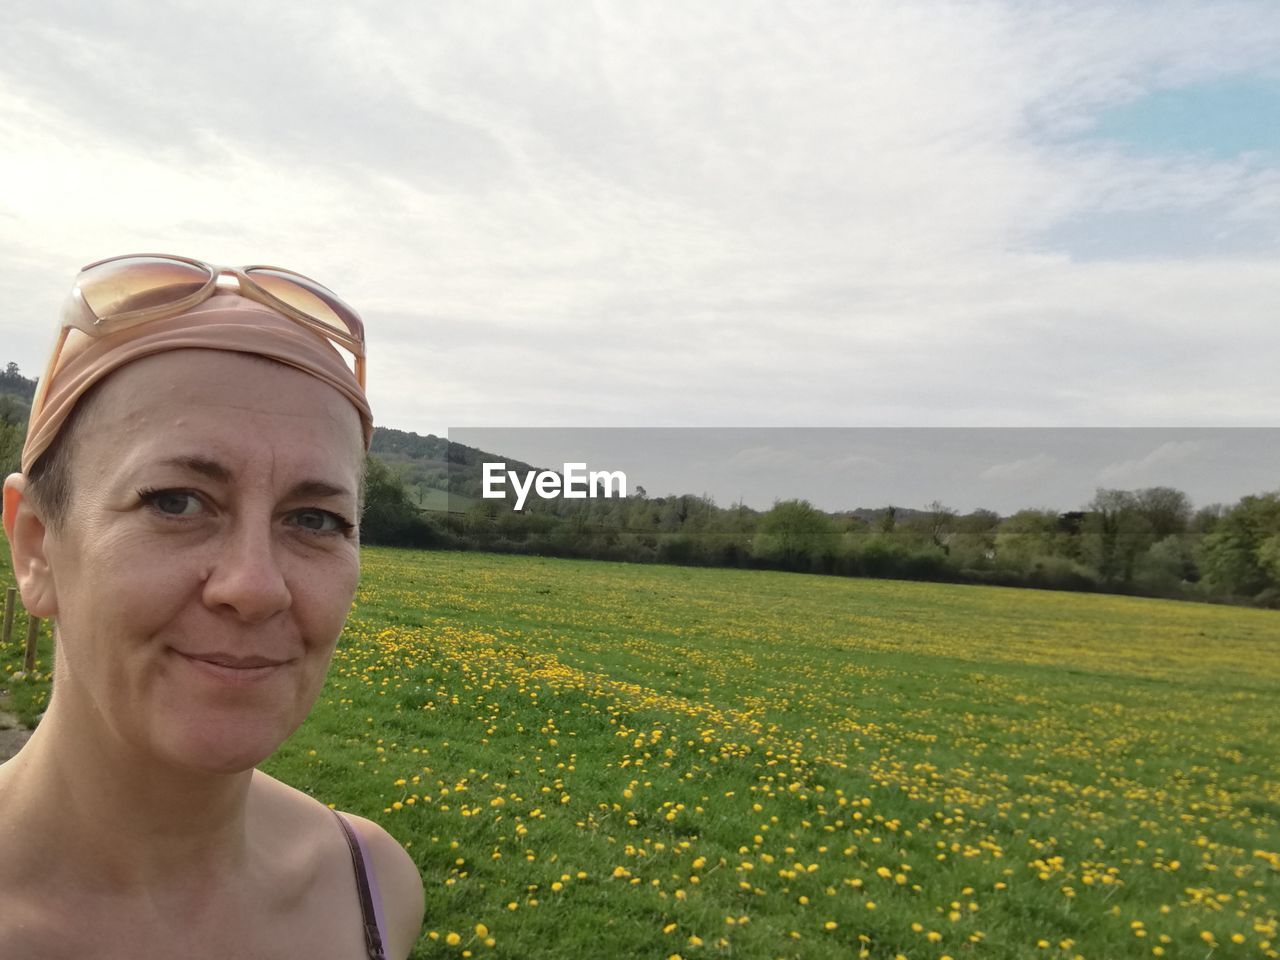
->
xmin=752 ymin=499 xmax=838 ymax=571
xmin=1258 ymin=535 xmax=1280 ymax=585
xmin=1197 ymin=493 xmax=1280 ymax=599
xmin=924 ymin=500 xmax=957 ymax=552
xmin=657 ymin=497 xmax=685 ymax=532
xmin=0 ymin=362 xmax=37 ymax=401
xmin=1134 ymin=535 xmax=1197 ymax=594
xmin=994 ymin=509 xmax=1061 ymax=569
xmin=1134 ymin=486 xmax=1193 ymax=540
xmin=0 ymin=394 xmax=27 ymax=428
xmin=956 ymin=508 xmax=1001 ymax=534
xmin=948 ymin=508 xmax=1000 ymax=570
xmin=1082 ymin=489 xmax=1155 ymax=583
xmin=0 ymin=420 xmax=22 ymax=477
xmin=877 ymin=506 xmax=897 ymax=535
xmin=1191 ymin=504 xmax=1227 ymax=535
xmin=361 ymin=455 xmax=428 ymax=546
xmin=0 ymin=394 xmax=28 ymax=477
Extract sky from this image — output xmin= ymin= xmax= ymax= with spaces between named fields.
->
xmin=454 ymin=428 xmax=1280 ymax=514
xmin=2 ymin=1 xmax=1278 ymax=510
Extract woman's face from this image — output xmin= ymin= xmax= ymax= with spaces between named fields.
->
xmin=40 ymin=349 xmax=364 ymax=774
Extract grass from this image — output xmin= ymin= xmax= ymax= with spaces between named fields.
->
xmin=5 ymin=549 xmax=1279 ymax=958
xmin=0 ymin=594 xmax=53 ymax=727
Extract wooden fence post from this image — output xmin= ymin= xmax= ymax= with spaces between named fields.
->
xmin=2 ymin=587 xmax=15 ymax=646
xmin=24 ymin=616 xmax=40 ymax=673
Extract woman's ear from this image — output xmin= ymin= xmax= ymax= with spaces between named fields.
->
xmin=3 ymin=474 xmax=58 ymax=618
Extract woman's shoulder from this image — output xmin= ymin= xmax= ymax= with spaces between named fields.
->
xmin=251 ymin=771 xmax=425 ymax=960
xmin=334 ymin=809 xmax=427 ymax=956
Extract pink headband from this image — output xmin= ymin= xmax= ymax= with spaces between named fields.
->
xmin=21 ymin=296 xmax=373 ymax=474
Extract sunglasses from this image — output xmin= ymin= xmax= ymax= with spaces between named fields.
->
xmin=34 ymin=253 xmax=367 ymax=416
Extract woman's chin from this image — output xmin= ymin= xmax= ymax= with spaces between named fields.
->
xmin=157 ymin=717 xmax=296 ymax=775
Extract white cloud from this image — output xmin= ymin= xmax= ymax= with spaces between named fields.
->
xmin=724 ymin=446 xmax=796 ymax=471
xmin=831 ymin=453 xmax=888 ymax=472
xmin=1096 ymin=440 xmax=1203 ymax=484
xmin=1 ymin=0 xmax=1279 ymax=434
xmin=981 ymin=453 xmax=1058 ymax=482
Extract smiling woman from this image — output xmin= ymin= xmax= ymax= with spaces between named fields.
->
xmin=0 ymin=257 xmax=424 ymax=959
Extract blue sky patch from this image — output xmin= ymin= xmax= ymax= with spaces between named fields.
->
xmin=1084 ymin=75 xmax=1280 ymax=159
xmin=1037 ymin=208 xmax=1279 ymax=262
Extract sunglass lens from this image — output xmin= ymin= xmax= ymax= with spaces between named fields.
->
xmin=78 ymin=257 xmax=212 ymax=318
xmin=247 ymin=269 xmax=365 ymax=342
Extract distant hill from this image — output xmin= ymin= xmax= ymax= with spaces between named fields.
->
xmin=0 ymin=394 xmax=30 ymax=424
xmin=369 ymin=427 xmax=966 ymax=522
xmin=370 ymin=426 xmax=548 ymax=513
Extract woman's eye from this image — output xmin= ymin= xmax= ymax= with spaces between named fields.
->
xmin=291 ymin=509 xmax=345 ymax=532
xmin=144 ymin=490 xmax=202 ymax=516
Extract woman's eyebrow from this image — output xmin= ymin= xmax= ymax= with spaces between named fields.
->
xmin=159 ymin=456 xmax=232 ymax=482
xmin=287 ymin=480 xmax=354 ymax=501
xmin=153 ymin=459 xmax=351 ymax=500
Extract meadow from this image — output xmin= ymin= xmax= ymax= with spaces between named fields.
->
xmin=4 ymin=547 xmax=1279 ymax=959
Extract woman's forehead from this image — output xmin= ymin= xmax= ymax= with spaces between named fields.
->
xmin=78 ymin=350 xmax=364 ymax=475
xmin=95 ymin=349 xmax=359 ymax=420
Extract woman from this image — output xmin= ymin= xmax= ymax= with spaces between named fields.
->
xmin=0 ymin=255 xmax=424 ymax=958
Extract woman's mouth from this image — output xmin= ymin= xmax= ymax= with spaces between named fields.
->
xmin=172 ymin=649 xmax=293 ymax=683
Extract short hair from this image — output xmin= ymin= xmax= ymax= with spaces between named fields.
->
xmin=25 ymin=381 xmax=100 ymax=531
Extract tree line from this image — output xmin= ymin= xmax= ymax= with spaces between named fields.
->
xmin=0 ymin=363 xmax=36 ymax=477
xmin=361 ymin=434 xmax=1280 ymax=609
xmin=2 ymin=363 xmax=1277 ymax=608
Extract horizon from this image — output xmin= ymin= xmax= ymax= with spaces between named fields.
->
xmin=7 ymin=366 xmax=1276 ymax=517
xmin=442 ymin=425 xmax=1280 ymax=517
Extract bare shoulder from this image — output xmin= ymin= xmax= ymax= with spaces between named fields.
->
xmin=249 ymin=772 xmax=424 ymax=958
xmin=339 ymin=811 xmax=426 ymax=959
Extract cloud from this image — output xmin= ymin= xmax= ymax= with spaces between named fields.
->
xmin=980 ymin=453 xmax=1058 ymax=482
xmin=831 ymin=453 xmax=888 ymax=472
xmin=1096 ymin=440 xmax=1203 ymax=484
xmin=724 ymin=446 xmax=796 ymax=471
xmin=1 ymin=1 xmax=1279 ymax=434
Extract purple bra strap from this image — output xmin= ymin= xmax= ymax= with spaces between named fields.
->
xmin=332 ymin=809 xmax=390 ymax=960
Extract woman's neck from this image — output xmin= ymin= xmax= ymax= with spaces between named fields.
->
xmin=0 ymin=689 xmax=256 ymax=895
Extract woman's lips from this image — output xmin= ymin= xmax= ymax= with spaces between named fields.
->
xmin=172 ymin=649 xmax=293 ymax=683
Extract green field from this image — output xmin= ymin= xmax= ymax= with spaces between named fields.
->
xmin=5 ymin=548 xmax=1280 ymax=958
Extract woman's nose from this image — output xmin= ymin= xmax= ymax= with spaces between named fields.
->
xmin=200 ymin=522 xmax=292 ymax=623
